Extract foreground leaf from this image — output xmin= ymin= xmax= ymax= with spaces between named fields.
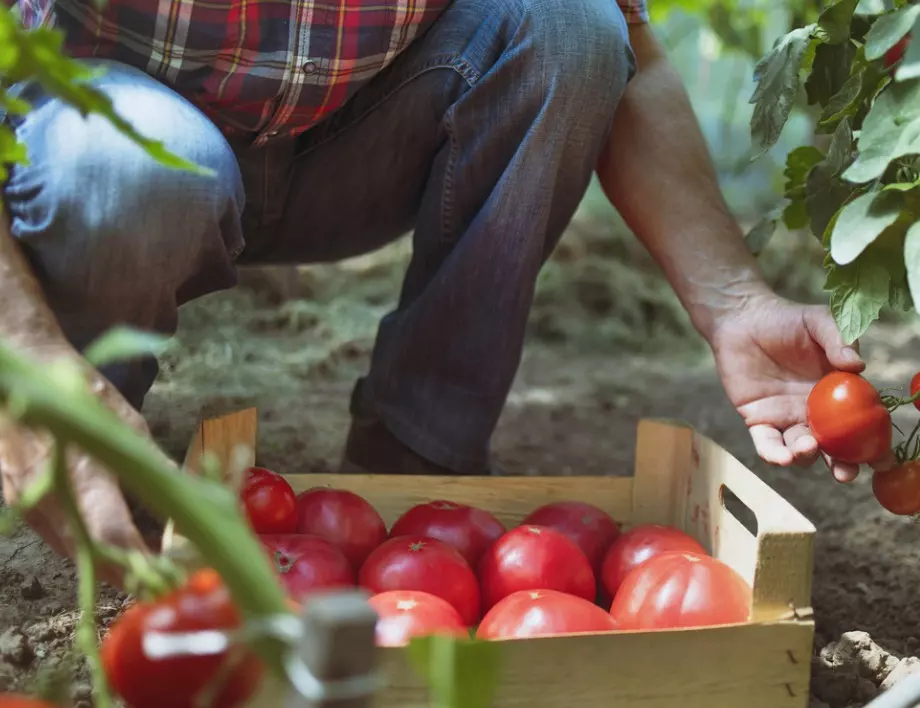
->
xmin=894 ymin=16 xmax=920 ymax=81
xmin=815 ymin=0 xmax=861 ymax=44
xmin=407 ymin=635 xmax=502 ymax=708
xmin=829 ymin=190 xmax=902 ymax=264
xmin=864 ymin=4 xmax=920 ymax=60
xmin=905 ymin=222 xmax=920 ymax=309
xmin=750 ymin=27 xmax=814 ymax=154
xmin=826 ymin=256 xmax=891 ymax=343
xmin=83 ymin=326 xmax=172 ymax=369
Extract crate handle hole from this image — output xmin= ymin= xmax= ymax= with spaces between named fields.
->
xmin=719 ymin=485 xmax=759 ymax=538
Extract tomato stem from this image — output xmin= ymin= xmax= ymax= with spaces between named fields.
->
xmin=894 ymin=419 xmax=920 ymax=464
xmin=0 ymin=339 xmax=292 ymax=679
xmin=882 ymin=387 xmax=920 ymax=412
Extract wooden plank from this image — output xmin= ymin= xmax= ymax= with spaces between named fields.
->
xmin=375 ymin=621 xmax=812 ymax=708
xmin=280 ymin=474 xmax=635 ymax=528
xmin=631 ymin=419 xmax=695 ymax=530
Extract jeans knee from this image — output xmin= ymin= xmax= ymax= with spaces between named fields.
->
xmin=515 ymin=0 xmax=635 ymax=120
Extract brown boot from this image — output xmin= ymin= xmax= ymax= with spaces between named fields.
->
xmin=340 ymin=416 xmax=500 ymax=476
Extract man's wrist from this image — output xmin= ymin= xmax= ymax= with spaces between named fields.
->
xmin=683 ymin=270 xmax=775 ymax=343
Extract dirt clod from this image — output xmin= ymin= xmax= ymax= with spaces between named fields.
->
xmin=819 ymin=631 xmax=898 ymax=684
xmin=0 ymin=628 xmax=34 ymax=667
xmin=880 ymin=657 xmax=920 ymax=692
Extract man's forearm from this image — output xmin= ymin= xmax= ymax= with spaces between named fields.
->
xmin=0 ymin=216 xmax=71 ymax=353
xmin=596 ymin=24 xmax=771 ymax=340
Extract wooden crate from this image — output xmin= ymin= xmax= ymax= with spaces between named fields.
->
xmin=164 ymin=408 xmax=816 ymax=708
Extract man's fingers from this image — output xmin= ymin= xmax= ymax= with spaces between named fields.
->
xmin=821 ymin=452 xmax=861 ymax=483
xmin=782 ymin=424 xmax=820 ymax=466
xmin=804 ymin=307 xmax=865 ymax=372
xmin=749 ymin=425 xmax=794 ymax=466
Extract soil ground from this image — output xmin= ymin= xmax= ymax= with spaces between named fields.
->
xmin=1 ymin=198 xmax=919 ymax=707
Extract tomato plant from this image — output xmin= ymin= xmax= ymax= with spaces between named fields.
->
xmin=359 ymin=536 xmax=481 ymax=626
xmin=806 ymin=372 xmax=892 ymax=464
xmin=295 ymin=488 xmax=388 ymax=570
xmin=368 ymin=590 xmax=469 ymax=647
xmin=260 ymin=534 xmax=354 ymax=600
xmin=477 ymin=589 xmax=616 ymax=641
xmin=746 ymin=0 xmax=920 ymax=342
xmin=101 ymin=569 xmax=264 ymax=708
xmin=872 ymin=461 xmax=920 ymax=515
xmin=609 ymin=551 xmax=751 ymax=631
xmin=600 ymin=524 xmax=706 ymax=603
xmin=477 ymin=525 xmax=595 ymax=613
xmin=239 ymin=471 xmax=297 ymax=535
xmin=389 ymin=500 xmax=506 ymax=567
xmin=520 ymin=501 xmax=620 ymax=575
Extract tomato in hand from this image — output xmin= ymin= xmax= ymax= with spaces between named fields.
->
xmin=295 ymin=488 xmax=388 ymax=571
xmin=368 ymin=590 xmax=468 ymax=647
xmin=600 ymin=523 xmax=705 ymax=602
xmin=389 ymin=500 xmax=506 ymax=567
xmin=477 ymin=525 xmax=595 ymax=613
xmin=260 ymin=535 xmax=355 ymax=601
xmin=101 ymin=569 xmax=263 ymax=708
xmin=872 ymin=461 xmax=920 ymax=516
xmin=477 ymin=589 xmax=616 ymax=640
xmin=239 ymin=469 xmax=297 ymax=535
xmin=521 ymin=501 xmax=620 ymax=575
xmin=359 ymin=536 xmax=481 ymax=625
xmin=806 ymin=372 xmax=892 ymax=465
xmin=609 ymin=551 xmax=751 ymax=630
xmin=911 ymin=372 xmax=920 ymax=412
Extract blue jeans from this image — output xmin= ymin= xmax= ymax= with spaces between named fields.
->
xmin=2 ymin=0 xmax=635 ymax=473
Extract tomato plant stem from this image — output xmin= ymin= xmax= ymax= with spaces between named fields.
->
xmin=0 ymin=340 xmax=291 ymax=677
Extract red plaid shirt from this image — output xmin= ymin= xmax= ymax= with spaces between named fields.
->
xmin=12 ymin=0 xmax=649 ymax=145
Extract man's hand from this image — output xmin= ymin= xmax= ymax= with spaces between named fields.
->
xmin=708 ymin=294 xmax=893 ymax=482
xmin=0 ymin=348 xmax=152 ymax=584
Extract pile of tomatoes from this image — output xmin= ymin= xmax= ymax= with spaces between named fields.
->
xmin=238 ymin=467 xmax=753 ymax=646
xmin=807 ymin=371 xmax=920 ymax=517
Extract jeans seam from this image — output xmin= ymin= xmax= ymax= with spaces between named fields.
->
xmin=440 ymin=104 xmax=459 ymax=244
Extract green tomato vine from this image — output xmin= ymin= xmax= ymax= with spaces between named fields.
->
xmin=747 ymin=0 xmax=920 ymax=344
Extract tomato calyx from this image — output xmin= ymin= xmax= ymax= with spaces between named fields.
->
xmin=893 ymin=419 xmax=920 ymax=467
xmin=273 ymin=550 xmax=295 ymax=575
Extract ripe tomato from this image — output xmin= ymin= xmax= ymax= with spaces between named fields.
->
xmin=477 ymin=589 xmax=616 ymax=640
xmin=239 ymin=470 xmax=297 ymax=535
xmin=0 ymin=697 xmax=56 ymax=708
xmin=242 ymin=466 xmax=275 ymax=489
xmin=389 ymin=500 xmax=506 ymax=567
xmin=101 ymin=569 xmax=263 ymax=708
xmin=911 ymin=372 xmax=920 ymax=412
xmin=295 ymin=488 xmax=388 ymax=571
xmin=600 ymin=524 xmax=706 ymax=602
xmin=872 ymin=461 xmax=920 ymax=516
xmin=260 ymin=534 xmax=355 ymax=601
xmin=609 ymin=551 xmax=751 ymax=630
xmin=806 ymin=372 xmax=892 ymax=465
xmin=884 ymin=34 xmax=912 ymax=69
xmin=368 ymin=590 xmax=468 ymax=647
xmin=477 ymin=525 xmax=595 ymax=613
xmin=521 ymin=501 xmax=620 ymax=575
xmin=359 ymin=536 xmax=480 ymax=626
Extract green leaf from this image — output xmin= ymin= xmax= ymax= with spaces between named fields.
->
xmin=805 ymin=118 xmax=858 ymax=239
xmin=818 ymin=71 xmax=864 ymax=125
xmin=750 ymin=27 xmax=815 ymax=154
xmin=784 ymin=145 xmax=825 ymax=197
xmin=0 ymin=92 xmax=30 ymax=115
xmin=745 ymin=215 xmax=778 ymax=255
xmin=784 ymin=200 xmax=811 ymax=229
xmin=826 ymin=256 xmax=891 ymax=343
xmin=894 ymin=17 xmax=920 ymax=81
xmin=407 ymin=635 xmax=502 ymax=708
xmin=864 ymin=4 xmax=920 ymax=59
xmin=83 ymin=326 xmax=171 ymax=368
xmin=843 ymin=78 xmax=920 ymax=182
xmin=905 ymin=221 xmax=920 ymax=309
xmin=816 ymin=0 xmax=861 ymax=43
xmin=807 ymin=42 xmax=858 ymax=106
xmin=855 ymin=0 xmax=893 ymax=15
xmin=829 ymin=190 xmax=903 ymax=264
xmin=889 ymin=277 xmax=914 ymax=311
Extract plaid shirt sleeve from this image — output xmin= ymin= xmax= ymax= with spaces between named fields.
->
xmin=618 ymin=0 xmax=649 ymax=24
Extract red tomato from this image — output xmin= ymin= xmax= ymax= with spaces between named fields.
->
xmin=368 ymin=590 xmax=468 ymax=647
xmin=884 ymin=34 xmax=912 ymax=69
xmin=389 ymin=500 xmax=506 ymax=567
xmin=0 ymin=697 xmax=56 ymax=708
xmin=911 ymin=372 xmax=920 ymax=412
xmin=477 ymin=525 xmax=595 ymax=613
xmin=295 ymin=488 xmax=388 ymax=571
xmin=806 ymin=372 xmax=892 ymax=465
xmin=359 ymin=536 xmax=480 ymax=626
xmin=873 ymin=461 xmax=920 ymax=516
xmin=260 ymin=534 xmax=355 ymax=600
xmin=600 ymin=524 xmax=706 ymax=602
xmin=609 ymin=551 xmax=751 ymax=630
xmin=101 ymin=569 xmax=263 ymax=708
xmin=477 ymin=589 xmax=616 ymax=640
xmin=521 ymin=501 xmax=620 ymax=575
xmin=239 ymin=471 xmax=297 ymax=535
xmin=242 ymin=466 xmax=275 ymax=489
